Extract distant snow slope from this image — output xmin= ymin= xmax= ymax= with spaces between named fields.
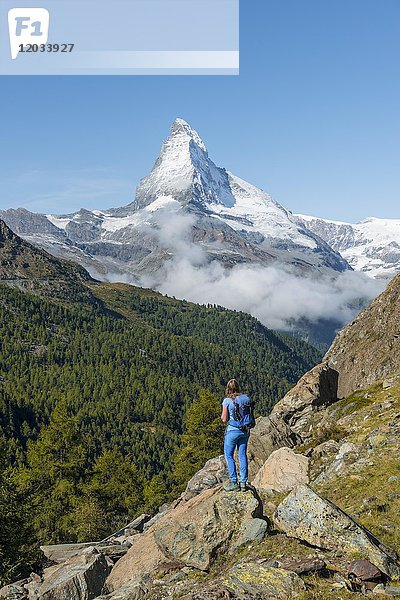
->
xmin=296 ymin=214 xmax=400 ymax=279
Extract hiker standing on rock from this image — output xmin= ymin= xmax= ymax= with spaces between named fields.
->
xmin=221 ymin=379 xmax=255 ymax=492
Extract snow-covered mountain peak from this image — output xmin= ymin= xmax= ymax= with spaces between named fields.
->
xmin=295 ymin=213 xmax=400 ymax=278
xmin=170 ymin=118 xmax=207 ymax=152
xmin=133 ymin=118 xmax=236 ymax=211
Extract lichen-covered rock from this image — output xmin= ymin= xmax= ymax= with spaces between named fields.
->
xmin=253 ymin=447 xmax=309 ymax=493
xmin=247 ymin=414 xmax=299 ymax=478
xmin=181 ymin=455 xmax=228 ymax=501
xmin=224 ymin=563 xmax=306 ymax=598
xmin=274 ymin=485 xmax=400 ymax=579
xmin=230 ymin=517 xmax=269 ymax=551
xmin=270 ymin=363 xmax=339 ymax=436
xmin=153 ymin=486 xmax=262 ymax=570
xmin=29 ymin=546 xmax=111 ymax=600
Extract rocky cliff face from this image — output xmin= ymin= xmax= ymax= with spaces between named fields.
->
xmin=324 ymin=273 xmax=400 ymax=398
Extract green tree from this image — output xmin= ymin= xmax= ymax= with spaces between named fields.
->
xmin=84 ymin=449 xmax=144 ymax=531
xmin=0 ymin=434 xmax=37 ymax=586
xmin=17 ymin=401 xmax=87 ymax=544
xmin=173 ymin=389 xmax=224 ymax=490
xmin=70 ymin=497 xmax=108 ymax=542
xmin=144 ymin=474 xmax=170 ymax=513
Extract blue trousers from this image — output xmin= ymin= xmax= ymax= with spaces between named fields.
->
xmin=224 ymin=428 xmax=250 ymax=483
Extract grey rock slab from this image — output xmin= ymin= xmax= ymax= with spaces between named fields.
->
xmin=230 ymin=518 xmax=269 ymax=551
xmin=0 ymin=583 xmax=27 ymax=599
xmin=181 ymin=455 xmax=228 ymax=501
xmin=40 ymin=543 xmax=97 ymax=564
xmin=31 ymin=547 xmax=111 ymax=600
xmin=274 ymin=484 xmax=400 ymax=579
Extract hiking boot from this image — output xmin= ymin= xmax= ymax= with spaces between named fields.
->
xmin=239 ymin=482 xmax=248 ymax=492
xmin=223 ymin=481 xmax=239 ymax=492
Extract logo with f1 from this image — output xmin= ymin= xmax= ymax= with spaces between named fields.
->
xmin=8 ymin=8 xmax=50 ymax=59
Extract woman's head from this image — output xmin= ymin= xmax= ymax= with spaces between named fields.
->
xmin=225 ymin=378 xmax=241 ymax=398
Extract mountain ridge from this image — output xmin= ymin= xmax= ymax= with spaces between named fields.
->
xmin=296 ymin=213 xmax=400 ymax=279
xmin=0 ymin=119 xmax=351 ymax=282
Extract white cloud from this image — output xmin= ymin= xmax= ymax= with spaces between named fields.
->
xmin=137 ymin=210 xmax=385 ymax=332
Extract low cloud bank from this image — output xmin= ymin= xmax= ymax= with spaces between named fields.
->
xmin=136 ymin=209 xmax=385 ymax=333
xmin=143 ymin=258 xmax=383 ymax=332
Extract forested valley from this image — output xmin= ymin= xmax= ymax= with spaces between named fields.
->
xmin=0 ymin=221 xmax=321 ymax=583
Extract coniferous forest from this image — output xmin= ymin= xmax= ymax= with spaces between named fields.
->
xmin=0 ymin=223 xmax=321 ymax=583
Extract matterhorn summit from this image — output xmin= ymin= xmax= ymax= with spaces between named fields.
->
xmin=133 ymin=118 xmax=236 ymax=210
xmin=0 ymin=118 xmax=351 ymax=283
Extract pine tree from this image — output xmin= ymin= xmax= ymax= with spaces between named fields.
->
xmin=173 ymin=389 xmax=224 ymax=490
xmin=17 ymin=401 xmax=87 ymax=543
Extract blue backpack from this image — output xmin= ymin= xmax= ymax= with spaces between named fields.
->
xmin=229 ymin=394 xmax=256 ymax=431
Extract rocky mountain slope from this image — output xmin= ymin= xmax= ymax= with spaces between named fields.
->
xmin=296 ymin=214 xmax=400 ymax=280
xmin=324 ymin=273 xmax=400 ymax=398
xmin=0 ymin=218 xmax=94 ymax=302
xmin=3 ymin=267 xmax=400 ymax=598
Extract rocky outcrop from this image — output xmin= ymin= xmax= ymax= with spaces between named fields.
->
xmin=106 ymin=485 xmax=265 ymax=595
xmin=325 ymin=273 xmax=400 ymax=398
xmin=104 ymin=531 xmax=167 ymax=595
xmin=106 ymin=487 xmax=266 ymax=592
xmin=152 ymin=487 xmax=263 ymax=570
xmin=274 ymin=485 xmax=400 ymax=579
xmin=270 ymin=363 xmax=339 ymax=436
xmin=253 ymin=447 xmax=309 ymax=493
xmin=247 ymin=414 xmax=299 ymax=478
xmin=224 ymin=563 xmax=306 ymax=598
xmin=181 ymin=455 xmax=228 ymax=501
xmin=181 ymin=416 xmax=299 ymax=497
xmin=27 ymin=547 xmax=111 ymax=600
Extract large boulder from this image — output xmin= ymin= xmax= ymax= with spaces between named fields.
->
xmin=153 ymin=486 xmax=263 ymax=570
xmin=107 ymin=485 xmax=264 ymax=593
xmin=270 ymin=363 xmax=338 ymax=436
xmin=224 ymin=563 xmax=306 ymax=598
xmin=253 ymin=447 xmax=309 ymax=493
xmin=29 ymin=546 xmax=111 ymax=600
xmin=247 ymin=414 xmax=299 ymax=479
xmin=105 ymin=531 xmax=168 ymax=595
xmin=274 ymin=485 xmax=400 ymax=579
xmin=181 ymin=455 xmax=228 ymax=501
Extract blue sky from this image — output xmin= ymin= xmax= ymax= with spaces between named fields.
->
xmin=0 ymin=0 xmax=399 ymax=221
